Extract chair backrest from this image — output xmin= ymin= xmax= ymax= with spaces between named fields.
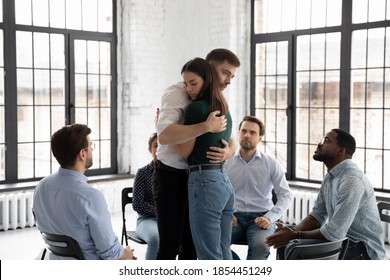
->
xmin=285 ymin=238 xmax=349 ymax=260
xmin=121 ymin=187 xmax=147 ymax=245
xmin=41 ymin=232 xmax=86 ymax=260
xmin=378 ymin=201 xmax=390 ymax=223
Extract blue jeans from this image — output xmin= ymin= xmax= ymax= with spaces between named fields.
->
xmin=231 ymin=212 xmax=276 ymax=260
xmin=188 ymin=169 xmax=235 ymax=260
xmin=136 ymin=216 xmax=159 ymax=260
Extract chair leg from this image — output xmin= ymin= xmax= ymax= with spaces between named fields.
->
xmin=41 ymin=248 xmax=47 ymax=260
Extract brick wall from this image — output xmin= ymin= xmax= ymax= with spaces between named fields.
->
xmin=117 ymin=0 xmax=251 ymax=173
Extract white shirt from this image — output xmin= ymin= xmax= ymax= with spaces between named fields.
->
xmin=156 ymin=82 xmax=191 ymax=169
xmin=225 ymin=150 xmax=292 ymax=223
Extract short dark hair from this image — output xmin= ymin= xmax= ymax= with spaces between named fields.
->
xmin=205 ymin=48 xmax=240 ymax=67
xmin=332 ymin=128 xmax=356 ymax=156
xmin=51 ymin=124 xmax=91 ymax=168
xmin=238 ymin=116 xmax=265 ymax=136
xmin=148 ymin=132 xmax=157 ymax=150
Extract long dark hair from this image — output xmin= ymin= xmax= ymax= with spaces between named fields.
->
xmin=181 ymin=57 xmax=228 ymax=115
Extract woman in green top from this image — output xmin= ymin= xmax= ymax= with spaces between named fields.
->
xmin=174 ymin=57 xmax=234 ymax=260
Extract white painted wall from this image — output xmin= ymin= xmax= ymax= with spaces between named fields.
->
xmin=117 ymin=0 xmax=251 ymax=173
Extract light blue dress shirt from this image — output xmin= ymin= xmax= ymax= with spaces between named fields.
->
xmin=225 ymin=151 xmax=292 ymax=222
xmin=33 ymin=168 xmax=124 ymax=260
xmin=310 ymin=159 xmax=386 ymax=260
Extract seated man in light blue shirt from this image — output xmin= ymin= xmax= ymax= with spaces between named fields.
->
xmin=225 ymin=116 xmax=292 ymax=260
xmin=33 ymin=124 xmax=136 ymax=260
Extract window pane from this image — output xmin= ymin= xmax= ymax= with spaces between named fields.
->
xmin=296 ymin=144 xmax=309 ymax=179
xmin=75 ymin=40 xmax=87 ymax=73
xmin=101 ymin=108 xmax=111 ymax=139
xmin=87 ymin=41 xmax=100 ymax=74
xmin=255 ymin=44 xmax=266 ymax=76
xmin=82 ymin=0 xmax=98 ymax=31
xmin=351 ymin=30 xmax=367 ymax=69
xmin=350 ymin=109 xmax=365 ymax=147
xmin=265 ymin=42 xmax=276 ymax=75
xmin=254 ymin=0 xmax=266 ymax=34
xmin=88 ymin=108 xmax=100 ymax=139
xmin=49 ymin=0 xmax=65 ymax=28
xmin=366 ymin=69 xmax=384 ymax=108
xmin=365 ymin=149 xmax=383 ymax=188
xmin=100 ymin=41 xmax=111 ymax=74
xmin=50 ymin=34 xmax=65 ymax=69
xmin=326 ymin=33 xmax=341 ymax=69
xmin=296 ymin=108 xmax=309 ymax=143
xmin=18 ymin=143 xmax=34 ymax=179
xmin=385 ymin=111 xmax=390 ymax=148
xmin=352 ymin=0 xmax=368 ymax=23
xmin=310 ymin=71 xmax=325 ymax=107
xmin=311 ymin=0 xmax=326 ymax=28
xmin=366 ymin=110 xmax=383 ymax=148
xmin=35 ymin=106 xmax=51 ymax=142
xmin=75 ymin=108 xmax=87 ymax=124
xmin=98 ymin=0 xmax=113 ymax=32
xmin=369 ymin=0 xmax=386 ymax=22
xmin=255 ymin=76 xmax=266 ymax=108
xmin=276 ymin=76 xmax=287 ymax=109
xmin=324 ymin=108 xmax=339 ymax=130
xmin=0 ymin=107 xmax=4 ymax=142
xmin=367 ymin=28 xmax=385 ymax=68
xmin=277 ymin=41 xmax=288 ymax=74
xmin=100 ymin=75 xmax=111 ymax=106
xmin=66 ymin=0 xmax=82 ymax=30
xmin=88 ymin=74 xmax=100 ymax=107
xmin=100 ymin=140 xmax=111 ymax=168
xmin=326 ymin=0 xmax=341 ymax=26
xmin=281 ymin=0 xmax=296 ymax=31
xmin=17 ymin=69 xmax=34 ymax=105
xmin=34 ymin=69 xmax=50 ymax=105
xmin=51 ymin=70 xmax=65 ymax=105
xmin=265 ymin=76 xmax=276 ymax=107
xmin=386 ymin=69 xmax=390 ymax=108
xmin=351 ymin=69 xmax=366 ymax=108
xmin=34 ymin=33 xmax=50 ymax=68
xmin=15 ymin=0 xmax=32 ymax=25
xmin=267 ymin=0 xmax=282 ymax=32
xmin=16 ymin=31 xmax=33 ymax=68
xmin=386 ymin=28 xmax=390 ymax=67
xmin=51 ymin=106 xmax=65 ymax=133
xmin=296 ymin=71 xmax=310 ymax=107
xmin=0 ymin=0 xmax=2 ymax=22
xmin=35 ymin=142 xmax=51 ymax=177
xmin=311 ymin=34 xmax=325 ymax=70
xmin=18 ymin=106 xmax=34 ymax=142
xmin=325 ymin=70 xmax=340 ymax=107
xmin=296 ymin=0 xmax=311 ymax=29
xmin=33 ymin=0 xmax=49 ymax=27
xmin=75 ymin=74 xmax=87 ymax=107
xmin=297 ymin=35 xmax=310 ymax=71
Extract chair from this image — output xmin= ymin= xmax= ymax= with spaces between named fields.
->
xmin=285 ymin=237 xmax=349 ymax=260
xmin=377 ymin=201 xmax=390 ymax=223
xmin=40 ymin=232 xmax=86 ymax=260
xmin=121 ymin=187 xmax=147 ymax=245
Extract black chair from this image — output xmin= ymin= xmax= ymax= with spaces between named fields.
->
xmin=285 ymin=237 xmax=349 ymax=260
xmin=378 ymin=201 xmax=390 ymax=223
xmin=40 ymin=232 xmax=86 ymax=260
xmin=121 ymin=187 xmax=147 ymax=245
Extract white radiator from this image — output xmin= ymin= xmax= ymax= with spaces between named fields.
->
xmin=281 ymin=190 xmax=318 ymax=225
xmin=0 ymin=191 xmax=35 ymax=231
xmin=281 ymin=189 xmax=390 ymax=244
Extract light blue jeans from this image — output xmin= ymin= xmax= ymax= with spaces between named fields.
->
xmin=136 ymin=216 xmax=159 ymax=260
xmin=231 ymin=212 xmax=276 ymax=260
xmin=188 ymin=169 xmax=235 ymax=260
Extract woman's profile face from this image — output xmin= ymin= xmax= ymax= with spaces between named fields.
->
xmin=182 ymin=71 xmax=204 ymax=100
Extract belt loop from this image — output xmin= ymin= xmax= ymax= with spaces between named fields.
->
xmin=198 ymin=165 xmax=202 ymax=174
